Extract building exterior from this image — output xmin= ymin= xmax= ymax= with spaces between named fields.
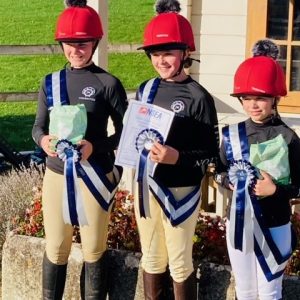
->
xmin=91 ymin=0 xmax=300 ymax=116
xmin=89 ymin=0 xmax=300 ymax=212
xmin=189 ymin=0 xmax=247 ymax=113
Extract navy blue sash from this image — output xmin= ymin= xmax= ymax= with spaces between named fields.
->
xmin=136 ymin=78 xmax=201 ymax=226
xmin=45 ymin=69 xmax=69 ymax=108
xmin=46 ymin=70 xmax=122 ymax=226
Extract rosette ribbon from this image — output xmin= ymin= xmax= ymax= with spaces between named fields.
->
xmin=228 ymin=160 xmax=256 ymax=252
xmin=134 ymin=128 xmax=201 ymax=226
xmin=56 ymin=139 xmax=87 ymax=226
xmin=223 ymin=122 xmax=295 ymax=281
xmin=56 ymin=140 xmax=122 ymax=226
xmin=135 ymin=128 xmax=163 ymax=218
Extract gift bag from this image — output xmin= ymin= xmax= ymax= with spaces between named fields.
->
xmin=49 ymin=104 xmax=87 ymax=146
xmin=250 ymin=134 xmax=290 ymax=185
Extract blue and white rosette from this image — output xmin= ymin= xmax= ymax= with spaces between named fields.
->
xmin=135 ymin=128 xmax=163 ymax=218
xmin=56 ymin=139 xmax=88 ymax=226
xmin=228 ymin=159 xmax=256 ymax=252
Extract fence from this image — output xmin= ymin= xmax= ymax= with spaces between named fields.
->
xmin=0 ymin=44 xmax=229 ymax=216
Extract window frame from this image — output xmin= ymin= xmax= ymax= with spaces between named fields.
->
xmin=247 ymin=0 xmax=300 ymax=113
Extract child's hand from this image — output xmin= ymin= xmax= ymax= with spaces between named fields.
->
xmin=253 ymin=170 xmax=276 ymax=197
xmin=150 ymin=141 xmax=179 ymax=165
xmin=40 ymin=135 xmax=57 ymax=157
xmin=77 ymin=139 xmax=93 ymax=160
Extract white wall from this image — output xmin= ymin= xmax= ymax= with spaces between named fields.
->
xmin=190 ymin=0 xmax=248 ymax=113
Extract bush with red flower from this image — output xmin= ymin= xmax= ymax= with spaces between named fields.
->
xmin=11 ymin=187 xmax=44 ymax=238
xmin=107 ymin=189 xmax=141 ymax=252
xmin=193 ymin=213 xmax=229 ymax=265
xmin=285 ymin=211 xmax=300 ymax=276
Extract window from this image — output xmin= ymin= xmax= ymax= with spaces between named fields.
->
xmin=247 ymin=0 xmax=300 ymax=113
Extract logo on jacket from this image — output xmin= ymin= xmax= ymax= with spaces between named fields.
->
xmin=171 ymin=100 xmax=185 ymax=113
xmin=82 ymin=87 xmax=96 ymax=98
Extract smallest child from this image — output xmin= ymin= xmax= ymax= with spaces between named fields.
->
xmin=216 ymin=39 xmax=300 ymax=300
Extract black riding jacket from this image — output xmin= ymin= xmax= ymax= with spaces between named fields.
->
xmin=32 ymin=63 xmax=128 ymax=174
xmin=138 ymin=76 xmax=219 ymax=187
xmin=216 ymin=117 xmax=300 ymax=227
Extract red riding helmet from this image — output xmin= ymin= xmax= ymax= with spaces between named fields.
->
xmin=232 ymin=40 xmax=287 ymax=97
xmin=138 ymin=0 xmax=195 ymax=51
xmin=55 ymin=0 xmax=103 ymax=42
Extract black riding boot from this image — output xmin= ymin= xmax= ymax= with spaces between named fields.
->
xmin=84 ymin=253 xmax=108 ymax=300
xmin=42 ymin=254 xmax=67 ymax=300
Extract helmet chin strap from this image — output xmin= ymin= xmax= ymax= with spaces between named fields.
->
xmin=86 ymin=40 xmax=99 ymax=65
xmin=271 ymin=97 xmax=281 ymax=121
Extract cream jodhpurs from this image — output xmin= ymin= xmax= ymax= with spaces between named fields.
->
xmin=42 ymin=168 xmax=112 ymax=265
xmin=134 ymin=185 xmax=201 ymax=283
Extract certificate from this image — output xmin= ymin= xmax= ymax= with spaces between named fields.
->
xmin=115 ymin=100 xmax=175 ymax=168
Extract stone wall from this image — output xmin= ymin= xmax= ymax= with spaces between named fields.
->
xmin=2 ymin=234 xmax=300 ymax=300
xmin=1 ymin=234 xmax=143 ymax=300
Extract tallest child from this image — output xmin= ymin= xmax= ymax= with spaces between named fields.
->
xmin=134 ymin=0 xmax=219 ymax=298
xmin=32 ymin=0 xmax=127 ymax=299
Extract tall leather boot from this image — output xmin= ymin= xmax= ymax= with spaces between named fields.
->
xmin=42 ymin=254 xmax=67 ymax=300
xmin=173 ymin=272 xmax=197 ymax=300
xmin=84 ymin=253 xmax=108 ymax=300
xmin=143 ymin=271 xmax=169 ymax=300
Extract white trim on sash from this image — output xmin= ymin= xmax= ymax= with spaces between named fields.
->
xmin=52 ymin=71 xmax=62 ymax=108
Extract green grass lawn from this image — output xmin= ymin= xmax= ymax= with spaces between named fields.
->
xmin=0 ymin=52 xmax=156 ymax=151
xmin=0 ymin=1 xmax=64 ymax=45
xmin=0 ymin=0 xmax=157 ymax=151
xmin=0 ymin=53 xmax=155 ymax=151
xmin=0 ymin=53 xmax=156 ymax=151
xmin=0 ymin=0 xmax=156 ymax=92
xmin=108 ymin=0 xmax=154 ymax=44
xmin=0 ymin=53 xmax=156 ymax=92
xmin=0 ymin=55 xmax=66 ymax=92
xmin=0 ymin=102 xmax=37 ymax=151
xmin=108 ymin=53 xmax=156 ymax=90
xmin=0 ymin=0 xmax=153 ymax=45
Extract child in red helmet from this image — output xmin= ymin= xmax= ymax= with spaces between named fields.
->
xmin=215 ymin=39 xmax=300 ymax=299
xmin=132 ymin=0 xmax=219 ymax=298
xmin=32 ymin=0 xmax=127 ymax=298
